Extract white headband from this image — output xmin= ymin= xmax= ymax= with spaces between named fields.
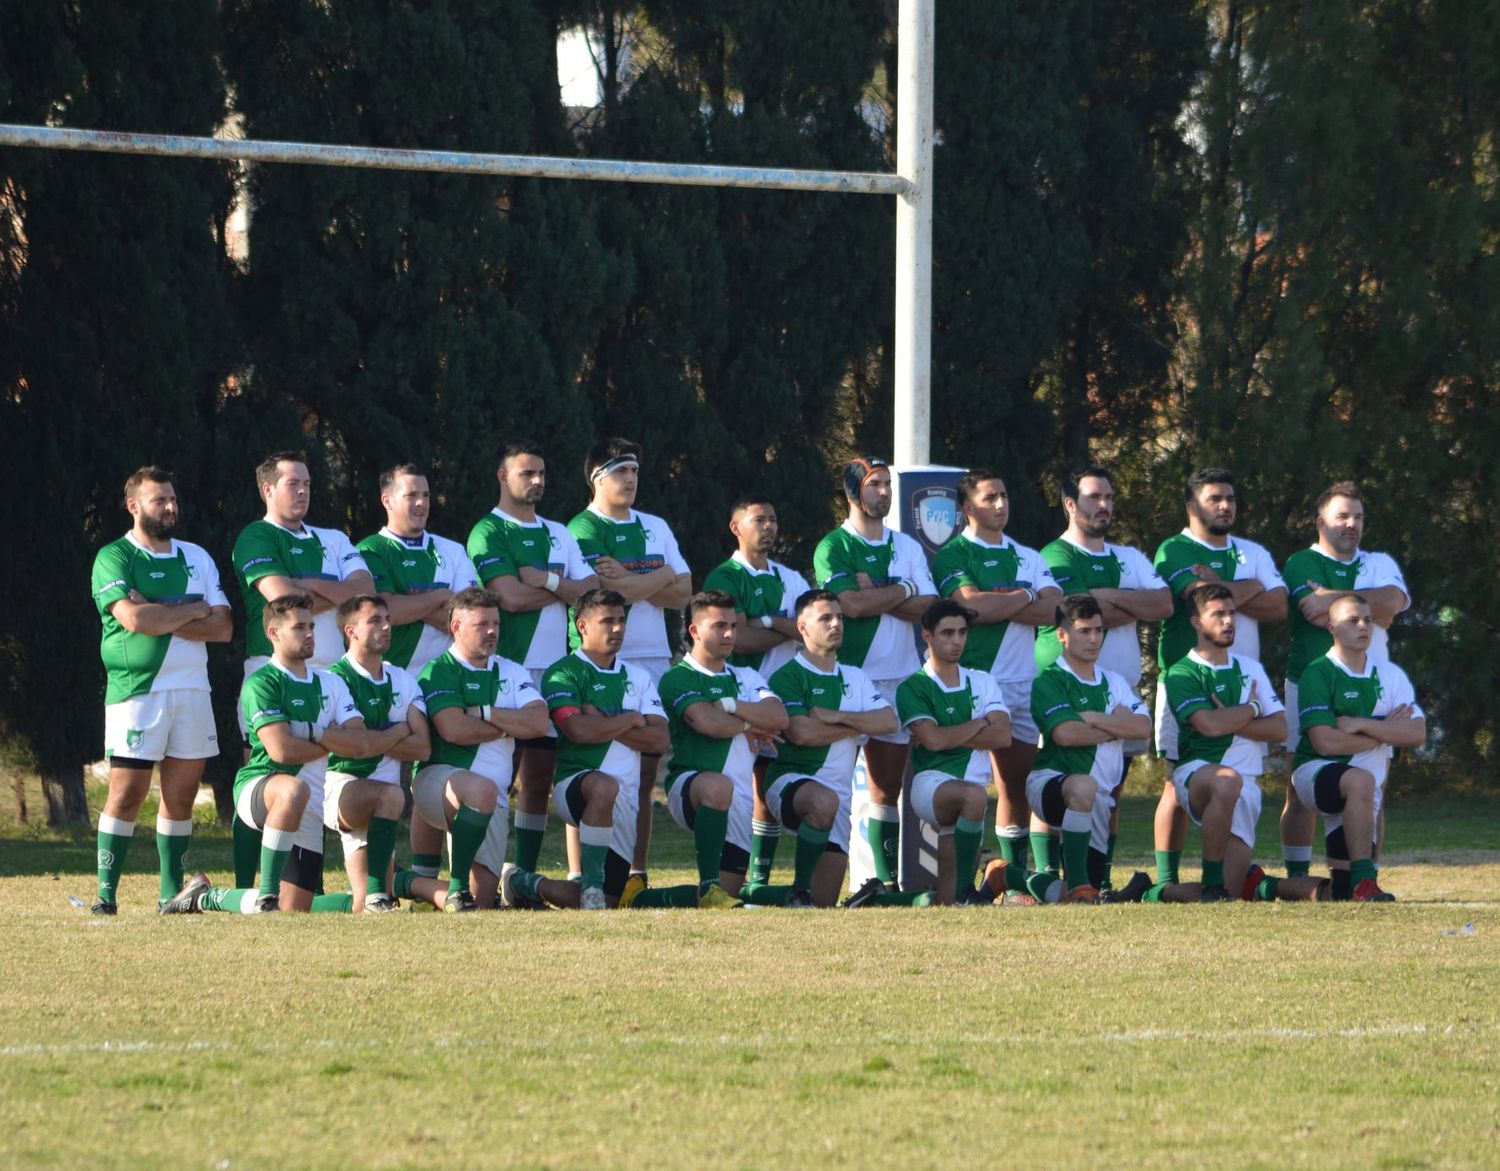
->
xmin=590 ymin=455 xmax=639 ymax=483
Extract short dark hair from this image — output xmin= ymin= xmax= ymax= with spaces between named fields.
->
xmin=584 ymin=437 xmax=642 ymax=487
xmin=956 ymin=468 xmax=1004 ymax=511
xmin=685 ymin=589 xmax=737 ymax=638
xmin=794 ymin=588 xmax=840 ymax=617
xmin=1315 ymin=480 xmax=1362 ymax=515
xmin=730 ymin=493 xmax=774 ymax=519
xmin=378 ymin=463 xmax=426 ymax=493
xmin=1187 ymin=581 xmax=1234 ymax=614
xmin=124 ymin=465 xmax=173 ymax=500
xmin=263 ymin=592 xmax=314 ymax=632
xmin=336 ymin=594 xmax=387 ymax=646
xmin=920 ymin=598 xmax=975 ymax=632
xmin=1329 ymin=591 xmax=1369 ymax=619
xmin=1186 ymin=467 xmax=1235 ymax=501
xmin=1055 ymin=593 xmax=1102 ymax=628
xmin=574 ymin=588 xmax=627 ymax=624
xmin=255 ymin=451 xmax=306 ymax=492
xmin=497 ymin=440 xmax=545 ymax=471
xmin=448 ymin=585 xmax=498 ymax=623
xmin=1061 ymin=465 xmax=1111 ymax=505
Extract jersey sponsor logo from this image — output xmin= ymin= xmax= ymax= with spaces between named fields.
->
xmin=425 ymin=687 xmax=456 ymax=701
xmin=402 ymin=559 xmax=418 ymax=568
xmin=252 ymin=706 xmax=283 ymax=722
xmin=911 ymin=486 xmax=959 ymax=551
xmin=241 ymin=556 xmax=276 ymax=572
xmin=1343 ymin=691 xmax=1360 ymax=700
xmin=1041 ymin=701 xmax=1072 ymax=718
xmin=148 ymin=571 xmax=166 ymax=580
xmin=97 ymin=577 xmax=127 ymax=595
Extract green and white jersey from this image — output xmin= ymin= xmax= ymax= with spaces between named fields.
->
xmin=1293 ymin=652 xmax=1420 ymax=783
xmin=765 ymin=654 xmax=889 ymax=789
xmin=812 ymin=520 xmax=935 ymax=681
xmin=896 ymin=662 xmax=1007 ymax=783
xmin=235 ymin=659 xmax=359 ymax=801
xmin=1283 ymin=546 xmax=1408 ymax=682
xmin=325 ymin=656 xmax=426 ymax=783
xmin=1031 ymin=658 xmax=1146 ymax=784
xmin=566 ymin=506 xmax=690 ymax=662
xmin=1164 ymin=651 xmax=1282 ymax=778
xmin=357 ymin=528 xmax=477 ymax=672
xmin=931 ymin=530 xmax=1057 ymax=682
xmin=657 ymin=656 xmax=775 ymax=790
xmin=233 ymin=519 xmax=369 ymax=665
xmin=541 ymin=650 xmax=665 ymax=789
xmin=1154 ymin=532 xmax=1283 ymax=667
xmin=417 ymin=648 xmax=542 ymax=780
xmin=92 ymin=534 xmax=229 ymax=704
xmin=1035 ymin=536 xmax=1164 ymax=686
xmin=702 ymin=551 xmax=812 ymax=676
xmin=468 ymin=508 xmax=591 ymax=670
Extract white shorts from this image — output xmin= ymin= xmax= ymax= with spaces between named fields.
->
xmin=665 ymin=769 xmax=753 ymax=854
xmin=472 ymin=810 xmax=511 ymax=877
xmin=237 ymin=657 xmax=270 ymax=738
xmin=1025 ymin=768 xmax=1115 ymax=839
xmin=413 ymin=763 xmax=508 ymax=830
xmin=910 ymin=768 xmax=981 ymax=827
xmin=553 ymin=769 xmax=639 ymax=864
xmin=1291 ymin=759 xmax=1385 ymax=842
xmin=764 ymin=772 xmax=851 ymax=852
xmin=322 ymin=770 xmax=400 ymax=858
xmin=869 ymin=679 xmax=911 ymax=745
xmin=1284 ymin=680 xmax=1299 ymax=752
xmin=1172 ymin=760 xmax=1263 ymax=848
xmin=105 ymin=689 xmax=218 ymax=762
xmin=1154 ymin=684 xmax=1178 ymax=762
xmin=235 ymin=773 xmax=324 ymax=853
xmin=996 ymin=679 xmax=1040 ymax=747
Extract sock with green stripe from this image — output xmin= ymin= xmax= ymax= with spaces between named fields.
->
xmin=411 ymin=852 xmax=441 ymax=879
xmin=954 ymin=816 xmax=983 ymax=891
xmin=627 ymin=884 xmax=700 ymax=908
xmin=792 ymin=821 xmax=831 ymax=891
xmin=508 ymin=867 xmax=543 ymax=903
xmin=203 ymin=887 xmax=260 ymax=913
xmin=512 ymin=810 xmax=547 ymax=871
xmin=311 ymin=893 xmax=353 ymax=913
xmin=867 ymin=805 xmax=900 ymax=884
xmin=1061 ymin=810 xmax=1091 ymax=891
xmin=579 ymin=823 xmax=612 ymax=891
xmin=1142 ymin=881 xmax=1169 ymax=903
xmin=1029 ymin=830 xmax=1054 ymax=875
xmin=155 ymin=816 xmax=193 ymax=901
xmin=1156 ymin=848 xmax=1182 ymax=885
xmin=1284 ymin=844 xmax=1312 ymax=879
xmin=1350 ymin=857 xmax=1378 ymax=885
xmin=873 ymin=889 xmax=935 ymax=906
xmin=1025 ymin=870 xmax=1064 ymax=902
xmin=1255 ymin=874 xmax=1282 ymax=901
xmin=448 ymin=805 xmax=492 ymax=895
xmin=749 ymin=819 xmax=781 ymax=885
xmin=364 ymin=817 xmax=398 ymax=896
xmin=393 ymin=868 xmax=418 ymax=900
xmin=232 ymin=815 xmax=262 ymax=887
xmin=1202 ymin=858 xmax=1226 ymax=888
xmin=258 ymin=827 xmax=296 ymax=897
xmin=738 ymin=883 xmax=792 ymax=906
xmin=693 ymin=804 xmax=730 ymax=888
xmin=996 ymin=826 xmax=1026 ymax=868
xmin=96 ymin=815 xmax=134 ymax=904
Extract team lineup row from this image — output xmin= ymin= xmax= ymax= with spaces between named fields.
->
xmin=90 ymin=442 xmax=1420 ymax=914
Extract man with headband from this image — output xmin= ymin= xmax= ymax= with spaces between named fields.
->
xmin=568 ymin=438 xmax=692 ymax=879
xmin=813 ymin=456 xmax=937 ymax=901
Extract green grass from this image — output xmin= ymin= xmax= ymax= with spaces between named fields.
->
xmin=2 ymin=775 xmax=1497 ymax=1169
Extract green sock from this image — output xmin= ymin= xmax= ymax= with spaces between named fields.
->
xmin=447 ymin=805 xmax=493 ymax=895
xmin=155 ymin=816 xmax=192 ymax=901
xmin=1255 ymin=875 xmax=1282 ymax=902
xmin=867 ymin=806 xmax=900 ymax=884
xmin=411 ymin=852 xmax=441 ymax=879
xmin=1142 ymin=881 xmax=1169 ymax=903
xmin=1025 ymin=871 xmax=1062 ymax=901
xmin=579 ymin=823 xmax=611 ymax=890
xmin=1350 ymin=857 xmax=1378 ymax=885
xmin=873 ymin=889 xmax=932 ymax=906
xmin=513 ymin=810 xmax=547 ymax=871
xmin=95 ymin=815 xmax=134 ymax=904
xmin=509 ymin=867 xmax=543 ymax=902
xmin=693 ymin=804 xmax=730 ymax=887
xmin=364 ymin=817 xmax=398 ymax=896
xmin=954 ymin=816 xmax=983 ymax=890
xmin=311 ymin=893 xmax=353 ymax=913
xmin=259 ymin=827 xmax=295 ymax=897
xmin=393 ymin=869 xmax=418 ymax=899
xmin=748 ymin=819 xmax=781 ymax=885
xmin=1156 ymin=848 xmax=1181 ymax=885
xmin=204 ymin=887 xmax=259 ymax=913
xmin=232 ymin=815 xmax=262 ymax=887
xmin=1284 ymin=845 xmax=1312 ymax=878
xmin=739 ymin=882 xmax=792 ymax=906
xmin=627 ymin=884 xmax=700 ymax=908
xmin=1061 ymin=810 xmax=1091 ymax=890
xmin=792 ymin=821 xmax=830 ymax=891
xmin=1203 ymin=858 xmax=1225 ymax=887
xmin=1046 ymin=834 xmax=1063 ymax=874
xmin=997 ymin=830 xmax=1025 ymax=868
xmin=1029 ymin=830 xmax=1053 ymax=874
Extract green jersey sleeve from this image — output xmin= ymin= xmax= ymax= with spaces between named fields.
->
xmin=1295 ymin=660 xmax=1340 ymax=733
xmin=930 ymin=539 xmax=976 ymax=598
xmin=656 ymin=666 xmax=710 ymax=720
xmin=812 ymin=532 xmax=860 ymax=596
xmin=233 ymin=523 xmax=288 ymax=585
xmin=541 ymin=659 xmax=584 ymax=713
xmin=895 ymin=674 xmax=935 ymax=729
xmin=467 ymin=516 xmax=518 ymax=585
xmin=241 ymin=671 xmax=291 ymax=736
xmin=1164 ymin=661 xmax=1215 ymax=725
xmin=91 ymin=541 xmax=134 ymax=614
xmin=356 ymin=536 xmax=398 ymax=595
xmin=769 ymin=661 xmax=810 ymax=716
xmin=418 ymin=656 xmax=467 ymax=716
xmin=702 ymin=561 xmax=749 ymax=611
xmin=1030 ymin=669 xmax=1085 ymax=736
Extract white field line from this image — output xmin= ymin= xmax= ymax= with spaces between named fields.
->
xmin=2 ymin=1021 xmax=1492 ymax=1060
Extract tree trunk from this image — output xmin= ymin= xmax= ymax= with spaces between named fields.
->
xmin=11 ymin=774 xmax=27 ymax=825
xmin=42 ymin=763 xmax=90 ymax=829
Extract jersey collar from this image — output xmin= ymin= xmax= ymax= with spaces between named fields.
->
xmin=1054 ymin=656 xmax=1102 ymax=686
xmin=339 ymin=654 xmax=388 ymax=685
xmin=793 ymin=651 xmax=840 ymax=677
xmin=268 ymin=656 xmax=316 ymax=683
xmin=379 ymin=526 xmax=432 ymax=550
xmin=731 ymin=549 xmax=780 ymax=576
xmin=1324 ymin=648 xmax=1375 ymax=679
xmin=681 ymin=652 xmax=732 ymax=679
xmin=491 ymin=505 xmax=547 ymax=529
xmin=1185 ymin=648 xmax=1238 ymax=671
xmin=921 ymin=658 xmax=968 ymax=692
xmin=574 ymin=647 xmax=622 ymax=674
xmin=1057 ymin=532 xmax=1116 ymax=558
xmin=961 ymin=529 xmax=1012 ymax=551
xmin=124 ymin=532 xmax=180 ymax=559
xmin=1178 ymin=528 xmax=1233 ymax=553
xmin=1310 ymin=543 xmax=1362 ymax=566
xmin=840 ymin=517 xmax=891 ymax=546
xmin=587 ymin=503 xmax=639 ymax=526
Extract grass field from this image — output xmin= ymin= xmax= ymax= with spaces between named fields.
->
xmin=2 ymin=772 xmax=1496 ymax=1170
